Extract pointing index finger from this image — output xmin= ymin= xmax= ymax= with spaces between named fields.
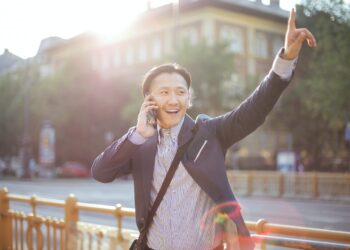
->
xmin=288 ymin=8 xmax=296 ymax=30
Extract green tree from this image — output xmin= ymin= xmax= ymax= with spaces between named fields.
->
xmin=0 ymin=72 xmax=25 ymax=158
xmin=172 ymin=41 xmax=234 ymax=116
xmin=270 ymin=0 xmax=350 ymax=170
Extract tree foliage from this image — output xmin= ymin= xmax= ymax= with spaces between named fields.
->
xmin=270 ymin=0 xmax=350 ymax=170
xmin=171 ymin=40 xmax=234 ymax=116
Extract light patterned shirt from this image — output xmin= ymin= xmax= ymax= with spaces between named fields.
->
xmin=146 ymin=118 xmax=217 ymax=250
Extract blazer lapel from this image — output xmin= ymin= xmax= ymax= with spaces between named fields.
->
xmin=141 ymin=133 xmax=158 ymax=208
xmin=178 ymin=114 xmax=196 ymax=148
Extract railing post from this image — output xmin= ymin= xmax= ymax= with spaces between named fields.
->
xmin=247 ymin=172 xmax=253 ymax=196
xmin=30 ymin=195 xmax=37 ymax=216
xmin=65 ymin=194 xmax=79 ymax=250
xmin=0 ymin=187 xmax=12 ymax=250
xmin=279 ymin=173 xmax=284 ymax=197
xmin=256 ymin=219 xmax=268 ymax=250
xmin=115 ymin=204 xmax=124 ymax=241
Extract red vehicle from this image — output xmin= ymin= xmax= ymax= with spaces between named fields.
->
xmin=56 ymin=162 xmax=90 ymax=178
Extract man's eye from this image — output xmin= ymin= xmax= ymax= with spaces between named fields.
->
xmin=160 ymin=91 xmax=168 ymax=95
xmin=178 ymin=90 xmax=186 ymax=95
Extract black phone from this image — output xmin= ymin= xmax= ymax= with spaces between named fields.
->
xmin=145 ymin=93 xmax=157 ymax=128
xmin=147 ymin=110 xmax=157 ymax=128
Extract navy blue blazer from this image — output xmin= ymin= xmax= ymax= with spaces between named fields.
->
xmin=92 ymin=71 xmax=291 ymax=249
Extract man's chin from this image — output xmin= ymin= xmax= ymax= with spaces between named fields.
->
xmin=159 ymin=118 xmax=181 ymax=129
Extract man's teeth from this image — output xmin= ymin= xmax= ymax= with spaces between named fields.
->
xmin=166 ymin=110 xmax=178 ymax=113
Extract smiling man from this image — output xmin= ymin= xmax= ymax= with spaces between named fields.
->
xmin=91 ymin=9 xmax=316 ymax=250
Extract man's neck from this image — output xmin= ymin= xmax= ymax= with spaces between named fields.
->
xmin=157 ymin=117 xmax=185 ymax=142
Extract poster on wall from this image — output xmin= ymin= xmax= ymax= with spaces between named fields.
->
xmin=39 ymin=121 xmax=55 ymax=167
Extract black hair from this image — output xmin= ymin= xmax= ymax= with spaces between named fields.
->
xmin=142 ymin=63 xmax=191 ymax=96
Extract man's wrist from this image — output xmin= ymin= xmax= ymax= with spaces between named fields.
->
xmin=128 ymin=129 xmax=148 ymax=145
xmin=272 ymin=47 xmax=297 ymax=80
xmin=280 ymin=49 xmax=296 ymax=60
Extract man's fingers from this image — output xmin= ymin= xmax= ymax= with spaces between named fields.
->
xmin=144 ymin=94 xmax=154 ymax=102
xmin=141 ymin=101 xmax=157 ymax=109
xmin=297 ymin=31 xmax=306 ymax=44
xmin=144 ymin=105 xmax=158 ymax=113
xmin=288 ymin=8 xmax=296 ymax=30
xmin=297 ymin=28 xmax=317 ymax=47
xmin=288 ymin=32 xmax=305 ymax=53
xmin=285 ymin=32 xmax=304 ymax=59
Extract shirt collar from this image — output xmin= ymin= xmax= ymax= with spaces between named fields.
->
xmin=157 ymin=117 xmax=185 ymax=144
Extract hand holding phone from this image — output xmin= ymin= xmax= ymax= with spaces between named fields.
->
xmin=147 ymin=109 xmax=157 ymax=129
xmin=136 ymin=94 xmax=158 ymax=138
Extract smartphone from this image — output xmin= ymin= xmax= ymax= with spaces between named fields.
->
xmin=147 ymin=110 xmax=157 ymax=128
xmin=145 ymin=93 xmax=157 ymax=128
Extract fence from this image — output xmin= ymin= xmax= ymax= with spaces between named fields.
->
xmin=227 ymin=171 xmax=350 ymax=199
xmin=1 ymin=187 xmax=350 ymax=250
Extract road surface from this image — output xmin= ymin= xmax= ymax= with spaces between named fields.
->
xmin=1 ymin=178 xmax=350 ymax=232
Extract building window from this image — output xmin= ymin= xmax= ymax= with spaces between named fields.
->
xmin=255 ymin=31 xmax=268 ymax=58
xmin=138 ymin=42 xmax=147 ymax=63
xmin=126 ymin=45 xmax=134 ymax=65
xmin=272 ymin=35 xmax=284 ymax=56
xmin=219 ymin=25 xmax=244 ymax=53
xmin=39 ymin=64 xmax=54 ymax=78
xmin=179 ymin=26 xmax=198 ymax=45
xmin=224 ymin=73 xmax=244 ymax=98
xmin=152 ymin=37 xmax=162 ymax=59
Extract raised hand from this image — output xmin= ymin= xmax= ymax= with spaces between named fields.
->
xmin=136 ymin=95 xmax=158 ymax=138
xmin=283 ymin=8 xmax=317 ymax=60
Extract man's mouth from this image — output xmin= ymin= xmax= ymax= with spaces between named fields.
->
xmin=165 ymin=110 xmax=179 ymax=114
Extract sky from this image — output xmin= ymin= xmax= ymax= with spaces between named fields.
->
xmin=0 ymin=0 xmax=299 ymax=59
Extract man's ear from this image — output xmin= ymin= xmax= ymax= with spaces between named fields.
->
xmin=187 ymin=98 xmax=192 ymax=108
xmin=187 ymin=87 xmax=193 ymax=108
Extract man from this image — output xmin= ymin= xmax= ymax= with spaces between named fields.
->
xmin=92 ymin=9 xmax=316 ymax=250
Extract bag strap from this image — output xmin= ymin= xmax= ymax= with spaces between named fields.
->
xmin=139 ymin=122 xmax=200 ymax=242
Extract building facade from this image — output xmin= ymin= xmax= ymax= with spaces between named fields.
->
xmin=46 ymin=0 xmax=292 ymax=169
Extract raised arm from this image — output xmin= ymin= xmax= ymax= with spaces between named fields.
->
xmin=210 ymin=8 xmax=316 ymax=149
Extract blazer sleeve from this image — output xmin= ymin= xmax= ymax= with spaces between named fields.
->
xmin=209 ymin=71 xmax=292 ymax=150
xmin=91 ymin=127 xmax=140 ymax=183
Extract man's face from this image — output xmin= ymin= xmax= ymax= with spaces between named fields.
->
xmin=149 ymin=72 xmax=190 ymax=129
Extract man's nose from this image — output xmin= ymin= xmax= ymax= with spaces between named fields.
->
xmin=168 ymin=92 xmax=178 ymax=104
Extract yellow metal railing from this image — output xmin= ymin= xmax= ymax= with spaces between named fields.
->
xmin=227 ymin=171 xmax=350 ymax=199
xmin=1 ymin=187 xmax=350 ymax=250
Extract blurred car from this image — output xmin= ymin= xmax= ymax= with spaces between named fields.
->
xmin=56 ymin=162 xmax=90 ymax=178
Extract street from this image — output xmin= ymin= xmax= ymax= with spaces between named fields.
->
xmin=1 ymin=178 xmax=350 ymax=232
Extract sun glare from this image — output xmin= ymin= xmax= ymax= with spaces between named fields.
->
xmin=1 ymin=0 xmax=148 ymax=58
xmin=85 ymin=0 xmax=147 ymax=41
xmin=1 ymin=0 xmax=299 ymax=58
